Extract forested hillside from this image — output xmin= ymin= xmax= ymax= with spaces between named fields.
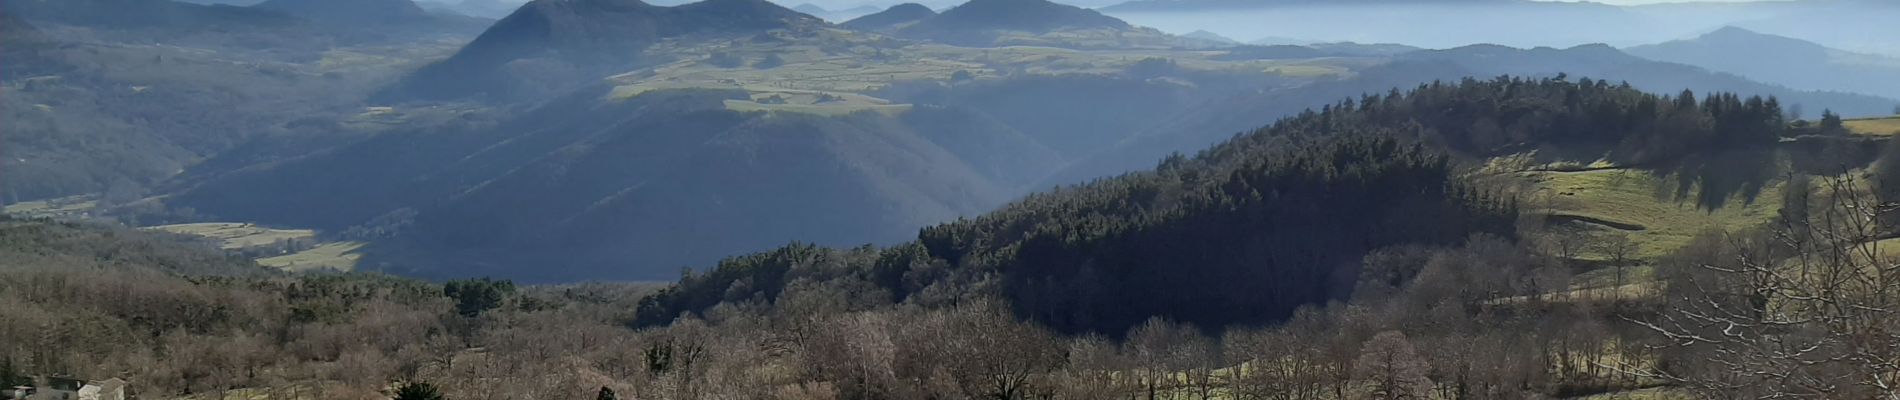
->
xmin=618 ymin=76 xmax=1900 ymax=399
xmin=1047 ymin=44 xmax=1897 ymax=184
xmin=8 ymin=0 xmax=1900 ymax=397
xmin=636 ymin=76 xmax=1791 ymax=334
xmin=0 ymin=0 xmax=474 ymax=202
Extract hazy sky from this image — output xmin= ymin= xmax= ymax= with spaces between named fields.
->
xmin=467 ymin=0 xmax=1785 ymax=9
xmin=1538 ymin=0 xmax=1773 ymax=4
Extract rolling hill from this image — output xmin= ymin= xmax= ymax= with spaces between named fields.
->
xmin=1625 ymin=26 xmax=1900 ymax=101
xmin=893 ymin=0 xmax=1142 ymax=46
xmin=377 ymin=0 xmax=826 ymax=102
xmin=839 ymin=3 xmax=935 ymax=32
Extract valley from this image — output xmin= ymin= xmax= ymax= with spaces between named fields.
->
xmin=2 ymin=0 xmax=1900 ymax=398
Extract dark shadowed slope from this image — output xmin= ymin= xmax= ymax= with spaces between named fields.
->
xmin=377 ymin=0 xmax=823 ymax=102
xmin=1626 ymin=27 xmax=1900 ymax=100
xmin=166 ymin=88 xmax=1024 ymax=281
xmin=839 ymin=3 xmax=934 ymax=32
xmin=913 ymin=0 xmax=1129 ymax=32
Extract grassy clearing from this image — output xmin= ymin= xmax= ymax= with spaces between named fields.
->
xmin=725 ymin=100 xmax=912 ymax=116
xmin=1491 ymin=282 xmax=1663 ymax=306
xmin=1525 ymin=169 xmax=1785 ymax=260
xmin=2 ymin=196 xmax=98 ymax=218
xmin=1845 ymin=116 xmax=1900 ymax=136
xmin=148 ymin=223 xmax=316 ymax=250
xmin=1572 ymin=264 xmax=1657 ymax=289
xmin=602 ymin=28 xmax=1359 ymax=116
xmin=257 ymin=242 xmax=364 ymax=272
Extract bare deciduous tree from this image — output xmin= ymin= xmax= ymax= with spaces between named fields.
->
xmin=942 ymin=304 xmax=1065 ymax=400
xmin=1629 ymin=175 xmax=1900 ymax=399
xmin=1128 ymin=317 xmax=1201 ymax=400
xmin=1352 ymin=331 xmax=1432 ymax=400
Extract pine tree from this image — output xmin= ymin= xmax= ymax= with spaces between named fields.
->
xmin=444 ymin=278 xmax=515 ymax=317
xmin=596 ymin=387 xmax=617 ymax=400
xmin=1821 ymin=109 xmax=1846 ymax=134
xmin=394 ymin=382 xmax=444 ymax=400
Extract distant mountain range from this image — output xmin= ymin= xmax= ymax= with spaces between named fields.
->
xmin=790 ymin=2 xmax=880 ymax=20
xmin=1097 ymin=0 xmax=1899 ymax=56
xmin=908 ymin=0 xmax=1127 ymax=32
xmin=1102 ymin=0 xmax=1519 ymax=13
xmin=1042 ymin=43 xmax=1900 ymax=186
xmin=1181 ymin=30 xmax=1237 ymax=44
xmin=1626 ymin=27 xmax=1900 ymax=101
xmin=380 ymin=0 xmax=1178 ymax=102
xmin=257 ymin=0 xmax=493 ymax=39
xmin=257 ymin=0 xmax=434 ymax=22
xmin=891 ymin=0 xmax=1140 ymax=46
xmin=414 ymin=0 xmax=526 ymax=18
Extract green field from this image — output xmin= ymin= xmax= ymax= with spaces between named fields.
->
xmin=256 ymin=242 xmax=364 ymax=272
xmin=1846 ymin=116 xmax=1900 ymax=136
xmin=600 ymin=28 xmax=1359 ymax=117
xmin=2 ymin=196 xmax=98 ymax=218
xmin=148 ymin=222 xmax=316 ymax=250
xmin=1525 ymin=168 xmax=1785 ymax=260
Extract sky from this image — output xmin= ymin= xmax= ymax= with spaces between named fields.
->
xmin=1538 ymin=0 xmax=1774 ymax=4
xmin=461 ymin=0 xmax=1786 ymax=9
